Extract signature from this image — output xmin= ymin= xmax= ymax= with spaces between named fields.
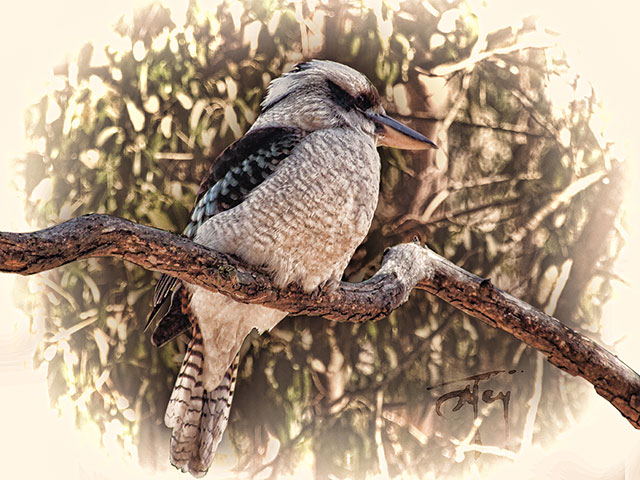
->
xmin=427 ymin=369 xmax=524 ymax=440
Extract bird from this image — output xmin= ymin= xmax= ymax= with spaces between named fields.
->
xmin=147 ymin=59 xmax=437 ymax=477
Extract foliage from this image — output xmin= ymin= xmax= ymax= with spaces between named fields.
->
xmin=21 ymin=0 xmax=624 ymax=477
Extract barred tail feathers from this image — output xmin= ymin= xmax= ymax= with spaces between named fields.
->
xmin=165 ymin=329 xmax=240 ymax=477
xmin=195 ymin=354 xmax=240 ymax=474
xmin=165 ymin=331 xmax=205 ymax=472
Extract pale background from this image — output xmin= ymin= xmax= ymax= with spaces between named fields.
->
xmin=0 ymin=1 xmax=639 ymax=478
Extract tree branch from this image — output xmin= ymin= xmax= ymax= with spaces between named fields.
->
xmin=416 ymin=35 xmax=553 ymax=78
xmin=2 ymin=214 xmax=639 ymax=429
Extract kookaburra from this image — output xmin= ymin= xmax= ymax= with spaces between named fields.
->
xmin=148 ymin=59 xmax=436 ymax=476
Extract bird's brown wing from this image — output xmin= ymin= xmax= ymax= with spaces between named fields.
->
xmin=146 ymin=126 xmax=306 ymax=344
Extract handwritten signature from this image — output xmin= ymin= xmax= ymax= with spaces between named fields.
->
xmin=427 ymin=369 xmax=524 ymax=439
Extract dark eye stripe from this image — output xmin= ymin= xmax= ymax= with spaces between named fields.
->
xmin=327 ymin=80 xmax=355 ymax=111
xmin=327 ymin=79 xmax=377 ymax=112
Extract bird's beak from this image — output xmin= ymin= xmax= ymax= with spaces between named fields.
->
xmin=368 ymin=112 xmax=437 ymax=150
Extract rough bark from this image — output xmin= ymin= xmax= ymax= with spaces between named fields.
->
xmin=1 ymin=213 xmax=639 ymax=429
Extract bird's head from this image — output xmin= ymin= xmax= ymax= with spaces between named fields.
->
xmin=259 ymin=59 xmax=437 ymax=150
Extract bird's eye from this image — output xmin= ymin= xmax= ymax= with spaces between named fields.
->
xmin=355 ymin=94 xmax=373 ymax=111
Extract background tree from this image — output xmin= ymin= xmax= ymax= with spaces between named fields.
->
xmin=19 ymin=0 xmax=624 ymax=477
